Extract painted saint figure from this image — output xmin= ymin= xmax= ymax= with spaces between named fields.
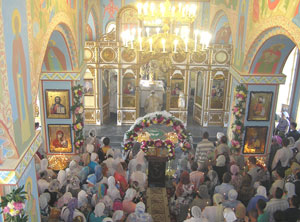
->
xmin=253 ymin=96 xmax=265 ymax=117
xmin=50 ymin=96 xmax=66 ymax=114
xmin=25 ymin=178 xmax=38 ymax=222
xmin=52 ymin=130 xmax=68 ymax=148
xmin=12 ymin=9 xmax=31 ymax=143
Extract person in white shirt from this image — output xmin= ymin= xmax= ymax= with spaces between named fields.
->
xmin=272 ymin=138 xmax=293 ymax=171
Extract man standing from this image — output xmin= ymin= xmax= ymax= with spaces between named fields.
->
xmin=286 ymin=122 xmax=300 ymax=142
xmin=276 ymin=112 xmax=290 ymax=135
xmin=195 ymin=132 xmax=215 ymax=168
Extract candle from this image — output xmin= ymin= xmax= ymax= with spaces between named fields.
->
xmin=179 ymin=3 xmax=182 ymax=13
xmin=146 ymin=27 xmax=150 ymax=37
xmin=150 ymin=3 xmax=155 ymax=16
xmin=137 ymin=2 xmax=142 ymax=14
xmin=156 ymin=27 xmax=160 ymax=35
xmin=162 ymin=38 xmax=166 ymax=52
xmin=138 ymin=28 xmax=142 ymax=39
xmin=139 ymin=38 xmax=142 ymax=51
xmin=194 ymin=30 xmax=198 ymax=52
xmin=175 ymin=28 xmax=179 ymax=36
xmin=143 ymin=2 xmax=148 ymax=15
xmin=174 ymin=39 xmax=178 ymax=53
xmin=149 ymin=38 xmax=153 ymax=52
xmin=185 ymin=38 xmax=188 ymax=52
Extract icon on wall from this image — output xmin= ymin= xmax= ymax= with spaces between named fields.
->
xmin=247 ymin=91 xmax=273 ymax=121
xmin=48 ymin=124 xmax=72 ymax=153
xmin=45 ymin=90 xmax=70 ymax=119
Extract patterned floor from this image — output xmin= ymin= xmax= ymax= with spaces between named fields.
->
xmin=146 ymin=187 xmax=170 ymax=222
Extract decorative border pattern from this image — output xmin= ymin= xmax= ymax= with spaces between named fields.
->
xmin=40 ymin=72 xmax=81 ymax=80
xmin=229 ymin=67 xmax=286 ymax=84
xmin=0 ymin=131 xmax=43 ymax=185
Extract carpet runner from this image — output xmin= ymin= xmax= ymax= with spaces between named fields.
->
xmin=146 ymin=187 xmax=170 ymax=222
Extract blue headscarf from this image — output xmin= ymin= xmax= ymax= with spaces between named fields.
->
xmin=95 ymin=165 xmax=103 ymax=182
xmin=79 ymin=166 xmax=89 ymax=183
xmin=67 ymin=198 xmax=78 ymax=222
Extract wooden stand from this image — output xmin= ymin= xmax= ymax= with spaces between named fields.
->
xmin=146 ymin=156 xmax=168 ymax=187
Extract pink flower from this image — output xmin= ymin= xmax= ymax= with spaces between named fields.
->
xmin=236 ymin=125 xmax=241 ymax=130
xmin=13 ymin=202 xmax=24 ymax=211
xmin=3 ymin=206 xmax=10 ymax=213
xmin=233 ymin=107 xmax=238 ymax=112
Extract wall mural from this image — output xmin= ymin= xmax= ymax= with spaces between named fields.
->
xmin=234 ymin=0 xmax=249 ymax=69
xmin=86 ymin=12 xmax=96 ymax=41
xmin=213 ymin=0 xmax=238 ymax=10
xmin=213 ymin=15 xmax=232 ymax=44
xmin=17 ymin=158 xmax=41 ymax=222
xmin=2 ymin=0 xmax=35 ymax=154
xmin=102 ymin=0 xmax=120 ymax=33
xmin=42 ymin=31 xmax=72 ymax=71
xmin=77 ymin=0 xmax=85 ymax=64
xmin=250 ymin=35 xmax=295 ymax=74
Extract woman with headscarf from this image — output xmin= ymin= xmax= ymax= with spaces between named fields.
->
xmin=66 ymin=175 xmax=81 ymax=198
xmin=184 ymin=206 xmax=209 ymax=222
xmin=114 ymin=161 xmax=128 ymax=197
xmin=57 ymin=170 xmax=67 ymax=193
xmin=246 ymin=185 xmax=268 ymax=213
xmin=126 ymin=202 xmax=153 ymax=222
xmin=223 ymin=189 xmax=241 ymax=210
xmin=40 ymin=158 xmax=56 ymax=179
xmin=87 ymin=202 xmax=106 ymax=222
xmin=95 ymin=165 xmax=103 ymax=183
xmin=128 ymin=150 xmax=147 ymax=179
xmin=174 ymin=158 xmax=190 ymax=184
xmin=130 ymin=163 xmax=147 ymax=192
xmin=267 ymin=136 xmax=282 ymax=174
xmin=107 ymin=176 xmax=121 ymax=202
xmin=206 ymin=170 xmax=219 ymax=196
xmin=45 ymin=179 xmax=61 ymax=207
xmin=112 ymin=210 xmax=124 ymax=222
xmin=189 ymin=185 xmax=212 ymax=211
xmin=123 ymin=188 xmax=137 ymax=214
xmin=79 ymin=166 xmax=90 ymax=184
xmin=61 ymin=198 xmax=86 ymax=222
xmin=237 ymin=173 xmax=255 ymax=206
xmin=230 ymin=165 xmax=242 ymax=190
xmin=40 ymin=193 xmax=51 ymax=220
xmin=213 ymin=155 xmax=227 ymax=183
xmin=202 ymin=193 xmax=225 ymax=222
xmin=104 ymin=149 xmax=115 ymax=177
xmin=57 ymin=192 xmax=72 ymax=209
xmin=223 ymin=208 xmax=237 ymax=222
xmin=69 ymin=160 xmax=82 ymax=176
xmin=78 ymin=190 xmax=88 ymax=210
xmin=99 ymin=195 xmax=113 ymax=216
xmin=89 ymin=152 xmax=100 ymax=174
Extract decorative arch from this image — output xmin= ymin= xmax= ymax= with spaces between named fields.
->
xmin=243 ymin=26 xmax=297 ymax=73
xmin=116 ymin=5 xmax=138 ymax=42
xmin=210 ymin=10 xmax=232 ymax=44
xmin=248 ymin=34 xmax=295 ymax=74
xmin=86 ymin=4 xmax=100 ymax=41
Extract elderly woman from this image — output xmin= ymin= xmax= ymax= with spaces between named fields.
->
xmin=230 ymin=165 xmax=242 ymax=190
xmin=267 ymin=136 xmax=282 ymax=173
xmin=87 ymin=202 xmax=106 ymax=222
xmin=184 ymin=206 xmax=209 ymax=222
xmin=112 ymin=210 xmax=125 ymax=222
xmin=57 ymin=170 xmax=67 ymax=193
xmin=122 ymin=188 xmax=137 ymax=214
xmin=107 ymin=176 xmax=121 ymax=202
xmin=246 ymin=185 xmax=268 ymax=213
xmin=114 ymin=161 xmax=128 ymax=197
xmin=202 ymin=193 xmax=225 ymax=222
xmin=223 ymin=189 xmax=241 ymax=210
xmin=61 ymin=198 xmax=86 ymax=222
xmin=189 ymin=185 xmax=212 ymax=210
xmin=126 ymin=202 xmax=153 ymax=222
xmin=206 ymin=170 xmax=220 ymax=196
xmin=130 ymin=163 xmax=147 ymax=192
xmin=238 ymin=173 xmax=255 ymax=206
xmin=128 ymin=150 xmax=147 ymax=180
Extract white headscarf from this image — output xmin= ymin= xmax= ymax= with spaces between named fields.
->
xmin=94 ymin=202 xmax=105 ymax=218
xmin=107 ymin=149 xmax=114 ymax=158
xmin=228 ymin=189 xmax=238 ymax=201
xmin=100 ymin=177 xmax=108 ymax=185
xmin=91 ymin=153 xmax=98 ymax=162
xmin=40 ymin=159 xmax=48 ymax=172
xmin=78 ymin=190 xmax=88 ymax=208
xmin=107 ymin=176 xmax=121 ymax=201
xmin=112 ymin=210 xmax=124 ymax=221
xmin=57 ymin=170 xmax=67 ymax=188
xmin=135 ymin=202 xmax=145 ymax=214
xmin=39 ymin=193 xmax=50 ymax=209
xmin=124 ymin=188 xmax=137 ymax=201
xmin=256 ymin=186 xmax=267 ymax=199
xmin=217 ymin=132 xmax=225 ymax=141
xmin=86 ymin=144 xmax=94 ymax=153
xmin=103 ymin=218 xmax=113 ymax=222
xmin=285 ymin=182 xmax=296 ymax=198
xmin=136 ymin=150 xmax=145 ymax=165
xmin=223 ymin=208 xmax=237 ymax=222
xmin=191 ymin=206 xmax=202 ymax=218
xmin=101 ymin=195 xmax=113 ymax=209
xmin=38 ymin=179 xmax=49 ymax=194
xmin=216 ymin=155 xmax=226 ymax=167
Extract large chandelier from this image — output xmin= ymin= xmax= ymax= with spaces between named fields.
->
xmin=120 ymin=0 xmax=212 ymax=54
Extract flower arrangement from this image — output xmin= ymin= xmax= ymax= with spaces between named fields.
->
xmin=231 ymin=84 xmax=248 ymax=149
xmin=0 ymin=186 xmax=28 ymax=222
xmin=123 ymin=111 xmax=193 ymax=155
xmin=71 ymin=84 xmax=84 ymax=150
xmin=140 ymin=139 xmax=175 ymax=160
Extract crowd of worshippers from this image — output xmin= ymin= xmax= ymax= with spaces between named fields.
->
xmin=169 ymin=128 xmax=300 ymax=222
xmin=33 ymin=120 xmax=300 ymax=222
xmin=35 ymin=136 xmax=151 ymax=222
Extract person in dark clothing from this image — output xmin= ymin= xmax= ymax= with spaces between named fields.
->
xmin=294 ymin=172 xmax=300 ymax=199
xmin=286 ymin=122 xmax=300 ymax=142
xmin=267 ymin=136 xmax=282 ymax=174
xmin=284 ymin=195 xmax=300 ymax=222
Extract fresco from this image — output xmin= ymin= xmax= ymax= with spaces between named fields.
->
xmin=2 ymin=0 xmax=35 ymax=154
xmin=42 ymin=31 xmax=72 ymax=71
xmin=86 ymin=12 xmax=96 ymax=41
xmin=250 ymin=35 xmax=295 ymax=74
xmin=213 ymin=0 xmax=238 ymax=10
xmin=102 ymin=0 xmax=120 ymax=33
xmin=233 ymin=0 xmax=249 ymax=69
xmin=213 ymin=15 xmax=232 ymax=44
xmin=17 ymin=158 xmax=41 ymax=222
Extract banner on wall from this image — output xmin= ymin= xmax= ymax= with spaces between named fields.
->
xmin=17 ymin=158 xmax=41 ymax=222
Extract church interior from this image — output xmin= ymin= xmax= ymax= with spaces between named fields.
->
xmin=1 ymin=0 xmax=300 ymax=221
